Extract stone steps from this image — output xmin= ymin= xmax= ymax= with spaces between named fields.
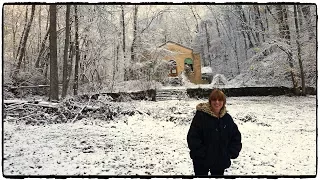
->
xmin=156 ymin=89 xmax=188 ymax=101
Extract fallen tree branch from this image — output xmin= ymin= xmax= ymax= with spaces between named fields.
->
xmin=71 ymin=105 xmax=86 ymax=123
xmin=71 ymin=95 xmax=94 ymax=123
xmin=4 ymin=99 xmax=59 ymax=109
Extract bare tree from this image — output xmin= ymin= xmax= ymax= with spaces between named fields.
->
xmin=253 ymin=5 xmax=265 ymax=43
xmin=130 ymin=5 xmax=138 ymax=63
xmin=35 ymin=28 xmax=49 ymax=69
xmin=294 ymin=5 xmax=305 ymax=95
xmin=16 ymin=5 xmax=28 ymax=60
xmin=10 ymin=5 xmax=24 ymax=60
xmin=204 ymin=21 xmax=212 ymax=67
xmin=14 ymin=5 xmax=35 ymax=77
xmin=49 ymin=4 xmax=59 ymax=101
xmin=73 ymin=5 xmax=80 ymax=95
xmin=276 ymin=5 xmax=298 ymax=94
xmin=189 ymin=5 xmax=200 ymax=33
xmin=121 ymin=5 xmax=126 ymax=57
xmin=62 ymin=5 xmax=71 ymax=98
xmin=301 ymin=5 xmax=315 ymax=40
xmin=235 ymin=5 xmax=254 ymax=48
xmin=276 ymin=5 xmax=291 ymax=44
xmin=121 ymin=5 xmax=127 ymax=81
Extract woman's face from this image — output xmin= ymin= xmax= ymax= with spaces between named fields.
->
xmin=210 ymin=98 xmax=224 ymax=113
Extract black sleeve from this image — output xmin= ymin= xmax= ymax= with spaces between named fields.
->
xmin=228 ymin=118 xmax=242 ymax=159
xmin=187 ymin=111 xmax=206 ymax=159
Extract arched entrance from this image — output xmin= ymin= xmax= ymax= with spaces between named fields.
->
xmin=168 ymin=60 xmax=177 ymax=76
xmin=184 ymin=58 xmax=193 ymax=71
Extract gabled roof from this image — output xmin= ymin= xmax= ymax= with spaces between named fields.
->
xmin=158 ymin=41 xmax=193 ymax=51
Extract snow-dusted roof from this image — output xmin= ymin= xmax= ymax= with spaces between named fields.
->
xmin=158 ymin=41 xmax=193 ymax=51
xmin=201 ymin=66 xmax=213 ymax=74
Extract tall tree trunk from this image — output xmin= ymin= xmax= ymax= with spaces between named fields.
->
xmin=38 ymin=6 xmax=42 ymax=52
xmin=294 ymin=5 xmax=306 ymax=96
xmin=129 ymin=5 xmax=138 ymax=81
xmin=121 ymin=5 xmax=126 ymax=58
xmin=116 ymin=38 xmax=120 ymax=73
xmin=66 ymin=41 xmax=74 ymax=91
xmin=301 ymin=5 xmax=315 ymax=40
xmin=73 ymin=5 xmax=80 ymax=95
xmin=189 ymin=6 xmax=200 ymax=33
xmin=130 ymin=5 xmax=138 ymax=64
xmin=253 ymin=5 xmax=265 ymax=43
xmin=36 ymin=8 xmax=50 ymax=71
xmin=121 ymin=5 xmax=127 ymax=81
xmin=16 ymin=5 xmax=28 ymax=60
xmin=49 ymin=4 xmax=59 ymax=101
xmin=224 ymin=13 xmax=242 ymax=72
xmin=35 ymin=28 xmax=50 ymax=69
xmin=234 ymin=39 xmax=240 ymax=74
xmin=11 ymin=5 xmax=20 ymax=60
xmin=263 ymin=5 xmax=269 ymax=39
xmin=62 ymin=5 xmax=71 ymax=98
xmin=204 ymin=21 xmax=212 ymax=67
xmin=276 ymin=5 xmax=291 ymax=44
xmin=276 ymin=5 xmax=298 ymax=94
xmin=215 ymin=18 xmax=221 ymax=38
xmin=235 ymin=5 xmax=254 ymax=48
xmin=15 ymin=5 xmax=35 ymax=77
xmin=44 ymin=52 xmax=49 ymax=79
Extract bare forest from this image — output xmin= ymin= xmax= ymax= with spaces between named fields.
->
xmin=3 ymin=4 xmax=317 ymax=100
xmin=2 ymin=4 xmax=317 ymax=176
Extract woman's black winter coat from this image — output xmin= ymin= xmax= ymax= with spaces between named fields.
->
xmin=187 ymin=103 xmax=242 ymax=170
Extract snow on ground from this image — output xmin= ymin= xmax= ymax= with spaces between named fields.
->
xmin=201 ymin=67 xmax=213 ymax=74
xmin=3 ymin=95 xmax=316 ymax=176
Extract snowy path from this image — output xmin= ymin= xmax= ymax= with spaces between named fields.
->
xmin=3 ymin=96 xmax=316 ymax=176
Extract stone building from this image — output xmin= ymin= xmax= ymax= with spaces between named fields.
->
xmin=159 ymin=41 xmax=202 ymax=84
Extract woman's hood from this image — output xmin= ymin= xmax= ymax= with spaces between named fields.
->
xmin=196 ymin=102 xmax=227 ymax=118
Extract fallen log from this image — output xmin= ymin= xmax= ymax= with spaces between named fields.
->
xmin=3 ymin=99 xmax=29 ymax=104
xmin=8 ymin=84 xmax=63 ymax=90
xmin=4 ymin=99 xmax=59 ymax=109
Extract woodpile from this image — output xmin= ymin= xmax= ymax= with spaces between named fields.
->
xmin=3 ymin=95 xmax=144 ymax=126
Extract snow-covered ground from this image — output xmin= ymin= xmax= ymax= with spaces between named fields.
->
xmin=3 ymin=95 xmax=316 ymax=176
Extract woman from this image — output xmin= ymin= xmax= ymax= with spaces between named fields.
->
xmin=187 ymin=89 xmax=242 ymax=176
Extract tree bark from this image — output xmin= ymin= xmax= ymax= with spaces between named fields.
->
xmin=204 ymin=21 xmax=212 ymax=67
xmin=38 ymin=6 xmax=42 ymax=53
xmin=66 ymin=41 xmax=74 ymax=91
xmin=73 ymin=5 xmax=80 ymax=95
xmin=16 ymin=5 xmax=28 ymax=60
xmin=275 ymin=5 xmax=298 ymax=94
xmin=224 ymin=13 xmax=241 ymax=73
xmin=121 ymin=5 xmax=127 ymax=81
xmin=189 ymin=6 xmax=200 ymax=33
xmin=276 ymin=5 xmax=291 ymax=44
xmin=121 ymin=5 xmax=126 ymax=57
xmin=35 ymin=28 xmax=49 ymax=69
xmin=235 ymin=5 xmax=254 ymax=48
xmin=11 ymin=5 xmax=22 ymax=60
xmin=130 ymin=5 xmax=138 ymax=64
xmin=49 ymin=4 xmax=59 ymax=101
xmin=62 ymin=5 xmax=71 ymax=98
xmin=15 ymin=5 xmax=35 ymax=77
xmin=294 ymin=5 xmax=306 ymax=95
xmin=301 ymin=5 xmax=315 ymax=40
xmin=215 ymin=18 xmax=221 ymax=38
xmin=253 ymin=5 xmax=265 ymax=43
